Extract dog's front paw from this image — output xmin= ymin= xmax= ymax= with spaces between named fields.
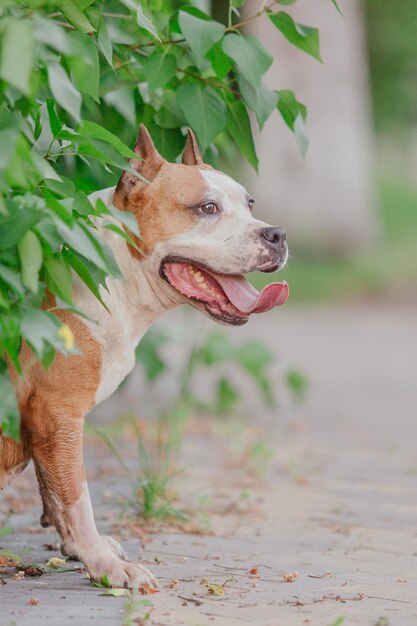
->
xmin=83 ymin=538 xmax=157 ymax=589
xmin=88 ymin=557 xmax=157 ymax=589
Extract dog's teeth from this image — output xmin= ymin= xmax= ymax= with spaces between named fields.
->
xmin=194 ymin=271 xmax=205 ymax=284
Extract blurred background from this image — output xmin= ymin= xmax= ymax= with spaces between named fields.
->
xmin=244 ymin=0 xmax=417 ymax=305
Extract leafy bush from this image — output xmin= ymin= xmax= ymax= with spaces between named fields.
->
xmin=0 ymin=0 xmax=328 ymax=438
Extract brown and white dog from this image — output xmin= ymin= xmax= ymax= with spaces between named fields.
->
xmin=0 ymin=126 xmax=288 ymax=588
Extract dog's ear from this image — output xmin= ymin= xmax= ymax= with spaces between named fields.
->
xmin=116 ymin=124 xmax=165 ymax=197
xmin=182 ymin=128 xmax=204 ymax=166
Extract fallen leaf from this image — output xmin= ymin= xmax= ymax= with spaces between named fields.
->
xmin=397 ymin=577 xmax=408 ymax=583
xmin=46 ymin=557 xmax=66 ymax=567
xmin=100 ymin=588 xmax=128 ymax=597
xmin=23 ymin=566 xmax=43 ymax=577
xmin=13 ymin=571 xmax=25 ymax=580
xmin=139 ymin=584 xmax=160 ymax=594
xmin=282 ymin=571 xmax=298 ymax=583
xmin=29 ymin=597 xmax=40 ymax=605
xmin=165 ymin=579 xmax=179 ymax=589
xmin=205 ymin=583 xmax=225 ymax=596
xmin=249 ymin=566 xmax=258 ymax=576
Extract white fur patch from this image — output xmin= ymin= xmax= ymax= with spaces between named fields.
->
xmin=74 ymin=187 xmax=176 ymax=405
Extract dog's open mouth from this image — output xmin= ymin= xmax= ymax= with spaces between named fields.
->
xmin=161 ymin=258 xmax=288 ymax=325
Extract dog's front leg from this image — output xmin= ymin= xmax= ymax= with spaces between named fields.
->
xmin=30 ymin=414 xmax=157 ymax=588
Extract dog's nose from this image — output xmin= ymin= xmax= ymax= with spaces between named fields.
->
xmin=261 ymin=226 xmax=286 ymax=247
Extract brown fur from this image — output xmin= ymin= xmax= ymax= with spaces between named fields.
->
xmin=114 ymin=125 xmax=212 ymax=258
xmin=2 ymin=303 xmax=101 ymax=511
xmin=115 ymin=162 xmax=210 ymax=257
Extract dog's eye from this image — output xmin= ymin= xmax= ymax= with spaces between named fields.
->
xmin=248 ymin=198 xmax=255 ymax=211
xmin=199 ymin=202 xmax=218 ymax=215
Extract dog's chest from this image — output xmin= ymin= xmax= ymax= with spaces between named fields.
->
xmin=95 ymin=330 xmax=137 ymax=404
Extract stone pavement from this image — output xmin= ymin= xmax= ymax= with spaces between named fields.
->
xmin=1 ymin=304 xmax=416 ymax=626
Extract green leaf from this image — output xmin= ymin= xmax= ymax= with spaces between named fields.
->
xmin=77 ymin=0 xmax=96 ymax=8
xmin=215 ymin=377 xmax=238 ymax=415
xmin=63 ymin=249 xmax=109 ymax=311
xmin=147 ymin=124 xmax=184 ymax=162
xmin=97 ymin=19 xmax=113 ymax=66
xmin=0 ymin=367 xmax=20 ymax=441
xmin=95 ymin=198 xmax=140 ymax=237
xmin=18 ymin=231 xmax=43 ymax=293
xmin=137 ymin=4 xmax=160 ymax=39
xmin=78 ymin=122 xmax=138 ymax=159
xmin=237 ymin=74 xmax=277 ymax=129
xmin=0 ymin=263 xmax=24 ymax=295
xmin=46 ymin=99 xmax=63 ymax=137
xmin=47 ymin=62 xmax=82 ymax=122
xmin=56 ymin=0 xmax=96 ymax=33
xmin=45 ymin=256 xmax=74 ymax=305
xmin=227 ymin=99 xmax=258 ymax=171
xmin=137 ymin=3 xmax=160 ymax=40
xmin=0 ymin=111 xmax=20 ymax=170
xmin=268 ymin=11 xmax=322 ymax=62
xmin=206 ymin=41 xmax=232 ymax=79
xmin=0 ymin=200 xmax=41 ymax=251
xmin=286 ymin=369 xmax=308 ymax=402
xmin=33 ymin=15 xmax=72 ymax=54
xmin=176 ymin=83 xmax=227 ymax=152
xmin=0 ymin=526 xmax=14 ymax=539
xmin=119 ymin=0 xmax=160 ymax=41
xmin=100 ymin=588 xmax=129 ymax=597
xmin=20 ymin=310 xmax=58 ymax=362
xmin=276 ymin=89 xmax=309 ymax=157
xmin=330 ymin=0 xmax=342 ymax=14
xmin=236 ymin=340 xmax=275 ymax=406
xmin=293 ymin=112 xmax=309 ymax=158
xmin=103 ymin=87 xmax=136 ymax=127
xmin=179 ymin=11 xmax=225 ymax=65
xmin=142 ymin=50 xmax=177 ymax=92
xmin=222 ymin=34 xmax=272 ymax=88
xmin=0 ymin=18 xmax=34 ymax=95
xmin=67 ymin=31 xmax=100 ymax=102
xmin=57 ymin=221 xmax=122 ymax=279
xmin=196 ymin=332 xmax=233 ymax=365
xmin=91 ymin=573 xmax=112 ymax=588
xmin=154 ymin=91 xmax=186 ymax=129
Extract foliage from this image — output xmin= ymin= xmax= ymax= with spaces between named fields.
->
xmin=137 ymin=329 xmax=281 ymax=415
xmin=0 ymin=0 xmax=329 ymax=438
xmin=366 ymin=0 xmax=417 ymax=134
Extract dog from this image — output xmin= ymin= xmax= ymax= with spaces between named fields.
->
xmin=0 ymin=126 xmax=288 ymax=588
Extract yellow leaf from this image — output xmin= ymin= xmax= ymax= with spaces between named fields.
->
xmin=46 ymin=557 xmax=66 ymax=567
xmin=57 ymin=324 xmax=74 ymax=351
xmin=205 ymin=583 xmax=225 ymax=596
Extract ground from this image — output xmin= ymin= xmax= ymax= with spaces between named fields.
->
xmin=1 ymin=304 xmax=417 ymax=626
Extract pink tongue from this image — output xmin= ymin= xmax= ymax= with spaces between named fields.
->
xmin=206 ymin=272 xmax=289 ymax=314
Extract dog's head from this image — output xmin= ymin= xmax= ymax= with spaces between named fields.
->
xmin=114 ymin=125 xmax=288 ymax=325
